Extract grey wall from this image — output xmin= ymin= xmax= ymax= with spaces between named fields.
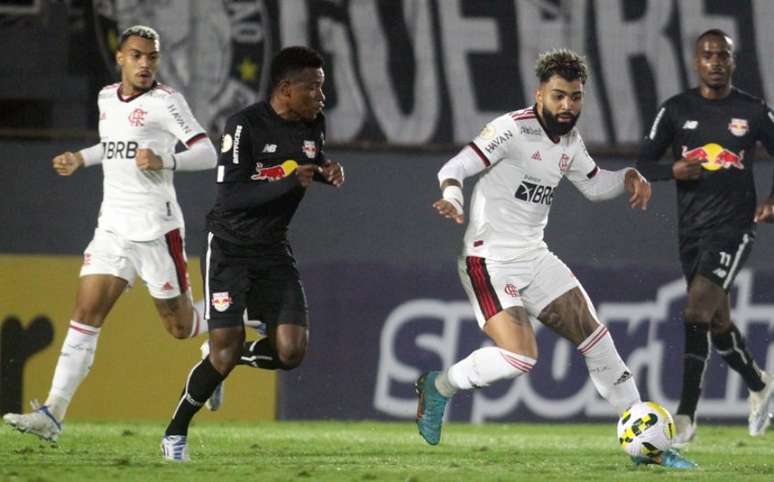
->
xmin=4 ymin=139 xmax=773 ymax=271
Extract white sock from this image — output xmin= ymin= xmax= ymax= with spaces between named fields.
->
xmin=188 ymin=307 xmax=208 ymax=337
xmin=45 ymin=321 xmax=101 ymax=420
xmin=443 ymin=346 xmax=535 ymax=394
xmin=578 ymin=324 xmax=640 ymax=414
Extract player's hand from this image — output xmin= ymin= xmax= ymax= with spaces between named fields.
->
xmin=52 ymin=151 xmax=83 ymax=176
xmin=672 ymin=157 xmax=703 ymax=180
xmin=433 ymin=199 xmax=465 ymax=224
xmin=754 ymin=195 xmax=774 ymax=223
xmin=135 ymin=148 xmax=163 ymax=171
xmin=296 ymin=164 xmax=322 ymax=188
xmin=321 ymin=160 xmax=345 ymax=188
xmin=624 ymin=168 xmax=651 ymax=210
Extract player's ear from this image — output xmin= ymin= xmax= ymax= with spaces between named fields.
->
xmin=115 ymin=48 xmax=124 ymax=68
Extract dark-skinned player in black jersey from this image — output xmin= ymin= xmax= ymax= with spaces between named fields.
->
xmin=637 ymin=29 xmax=774 ymax=447
xmin=160 ymin=46 xmax=344 ymax=461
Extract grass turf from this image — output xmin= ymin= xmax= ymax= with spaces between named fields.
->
xmin=2 ymin=421 xmax=773 ymax=481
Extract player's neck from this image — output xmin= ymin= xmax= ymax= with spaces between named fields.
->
xmin=699 ymin=83 xmax=732 ymax=100
xmin=119 ymin=81 xmax=151 ymax=99
xmin=269 ymin=97 xmax=300 ymax=121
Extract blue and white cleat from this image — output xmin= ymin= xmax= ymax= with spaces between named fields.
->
xmin=2 ymin=400 xmax=62 ymax=443
xmin=414 ymin=371 xmax=450 ymax=445
xmin=631 ymin=448 xmax=697 ymax=469
xmin=161 ymin=435 xmax=190 ymax=462
xmin=200 ymin=340 xmax=223 ymax=411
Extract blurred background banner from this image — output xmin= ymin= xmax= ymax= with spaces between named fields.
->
xmin=4 ymin=0 xmax=774 ymax=149
xmin=2 ymin=0 xmax=774 ymax=422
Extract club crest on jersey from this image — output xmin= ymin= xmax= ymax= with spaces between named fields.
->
xmin=504 ymin=283 xmax=519 ymax=298
xmin=221 ymin=133 xmax=233 ymax=153
xmin=128 ymin=108 xmax=147 ymax=127
xmin=728 ymin=118 xmax=749 ymax=137
xmin=559 ymin=153 xmax=570 ymax=172
xmin=303 ymin=140 xmax=317 ymax=159
xmin=211 ymin=292 xmax=232 ymax=312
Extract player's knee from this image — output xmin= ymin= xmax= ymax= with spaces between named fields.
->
xmin=165 ymin=322 xmax=189 ymax=339
xmin=277 ymin=346 xmax=306 ymax=370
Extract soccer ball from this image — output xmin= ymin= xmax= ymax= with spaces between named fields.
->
xmin=617 ymin=401 xmax=676 ymax=457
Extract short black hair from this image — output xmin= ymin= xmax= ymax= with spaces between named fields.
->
xmin=118 ymin=25 xmax=160 ymax=50
xmin=695 ymin=28 xmax=734 ymax=49
xmin=534 ymin=48 xmax=588 ymax=84
xmin=270 ymin=46 xmax=324 ymax=92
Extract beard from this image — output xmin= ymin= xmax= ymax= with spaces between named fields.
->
xmin=542 ymin=107 xmax=580 ymax=137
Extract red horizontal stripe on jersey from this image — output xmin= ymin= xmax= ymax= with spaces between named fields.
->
xmin=156 ymin=83 xmax=176 ymax=94
xmin=69 ymin=323 xmax=99 ymax=336
xmin=579 ymin=326 xmax=609 ymax=354
xmin=468 ymin=142 xmax=490 ymax=167
xmin=186 ymin=133 xmax=208 ymax=147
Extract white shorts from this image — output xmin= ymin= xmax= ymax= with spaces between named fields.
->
xmin=80 ymin=227 xmax=190 ymax=299
xmin=458 ymin=248 xmax=579 ymax=328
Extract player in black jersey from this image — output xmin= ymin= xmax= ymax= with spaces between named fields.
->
xmin=637 ymin=29 xmax=774 ymax=446
xmin=160 ymin=46 xmax=344 ymax=461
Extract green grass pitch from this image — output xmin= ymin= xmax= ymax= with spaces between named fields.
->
xmin=2 ymin=421 xmax=773 ymax=481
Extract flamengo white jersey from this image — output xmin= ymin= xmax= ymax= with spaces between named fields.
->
xmin=95 ymin=83 xmax=207 ymax=241
xmin=464 ymin=106 xmax=599 ymax=260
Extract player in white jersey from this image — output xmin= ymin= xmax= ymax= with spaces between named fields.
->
xmin=414 ymin=49 xmax=695 ymax=469
xmin=3 ymin=26 xmax=217 ymax=443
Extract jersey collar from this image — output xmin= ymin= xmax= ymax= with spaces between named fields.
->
xmin=117 ymin=81 xmax=157 ymax=103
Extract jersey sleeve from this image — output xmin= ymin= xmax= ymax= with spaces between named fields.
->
xmin=564 ymin=135 xmax=600 ymax=182
xmin=163 ymin=92 xmax=208 ymax=147
xmin=468 ymin=114 xmax=516 ymax=168
xmin=757 ymin=103 xmax=774 ymax=155
xmin=636 ymin=102 xmax=675 ymax=181
xmin=215 ymin=113 xmax=256 ymax=183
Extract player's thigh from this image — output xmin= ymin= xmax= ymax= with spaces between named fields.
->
xmin=246 ymin=254 xmax=308 ymax=328
xmin=202 ymin=235 xmax=252 ymax=330
xmin=72 ymin=274 xmax=129 ymax=326
xmin=457 ymin=255 xmax=529 ymax=330
xmin=694 ymin=230 xmax=754 ymax=292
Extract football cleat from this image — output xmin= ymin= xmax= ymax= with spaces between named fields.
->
xmin=414 ymin=371 xmax=449 ymax=445
xmin=161 ymin=435 xmax=190 ymax=462
xmin=200 ymin=340 xmax=223 ymax=411
xmin=3 ymin=400 xmax=62 ymax=443
xmin=631 ymin=448 xmax=697 ymax=469
xmin=672 ymin=414 xmax=697 ymax=448
xmin=748 ymin=371 xmax=774 ymax=436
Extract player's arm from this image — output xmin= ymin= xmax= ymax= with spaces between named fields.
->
xmin=214 ymin=115 xmax=321 ymax=211
xmin=308 ymin=116 xmax=344 ymax=188
xmin=637 ymin=102 xmax=701 ymax=181
xmin=53 ymin=143 xmax=103 ymax=176
xmin=754 ymin=103 xmax=774 ymax=222
xmin=434 ymin=117 xmax=509 ymax=223
xmin=568 ymin=138 xmax=650 ymax=209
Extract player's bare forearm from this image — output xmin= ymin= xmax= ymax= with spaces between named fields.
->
xmin=624 ymin=168 xmax=651 ymax=210
xmin=135 ymin=148 xmax=163 ymax=171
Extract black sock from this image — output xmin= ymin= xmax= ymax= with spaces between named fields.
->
xmin=676 ymin=322 xmax=710 ymax=420
xmin=712 ymin=323 xmax=765 ymax=392
xmin=165 ymin=356 xmax=225 ymax=436
xmin=238 ymin=338 xmax=283 ymax=369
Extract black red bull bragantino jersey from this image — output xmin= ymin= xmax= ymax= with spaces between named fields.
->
xmin=206 ymin=101 xmax=327 ymax=246
xmin=637 ymin=87 xmax=774 ymax=238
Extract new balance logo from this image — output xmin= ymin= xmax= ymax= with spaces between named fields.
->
xmin=262 ymin=144 xmax=277 ymax=153
xmin=531 ymin=151 xmax=542 ymax=161
xmin=683 ymin=120 xmax=698 ymax=130
xmin=713 ymin=268 xmax=728 ymax=279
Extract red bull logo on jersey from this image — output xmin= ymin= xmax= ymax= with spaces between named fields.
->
xmin=250 ymin=160 xmax=299 ymax=181
xmin=681 ymin=143 xmax=744 ymax=171
xmin=211 ymin=292 xmax=232 ymax=312
xmin=303 ymin=140 xmax=317 ymax=159
xmin=728 ymin=118 xmax=749 ymax=137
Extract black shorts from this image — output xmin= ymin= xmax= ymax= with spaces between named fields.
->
xmin=202 ymin=233 xmax=308 ymax=330
xmin=679 ymin=228 xmax=755 ymax=291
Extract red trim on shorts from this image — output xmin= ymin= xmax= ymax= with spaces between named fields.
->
xmin=69 ymin=323 xmax=99 ymax=336
xmin=465 ymin=256 xmax=502 ymax=320
xmin=165 ymin=229 xmax=189 ymax=292
xmin=185 ymin=132 xmax=207 ymax=147
xmin=578 ymin=326 xmax=609 ymax=354
xmin=467 ymin=142 xmax=491 ymax=167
